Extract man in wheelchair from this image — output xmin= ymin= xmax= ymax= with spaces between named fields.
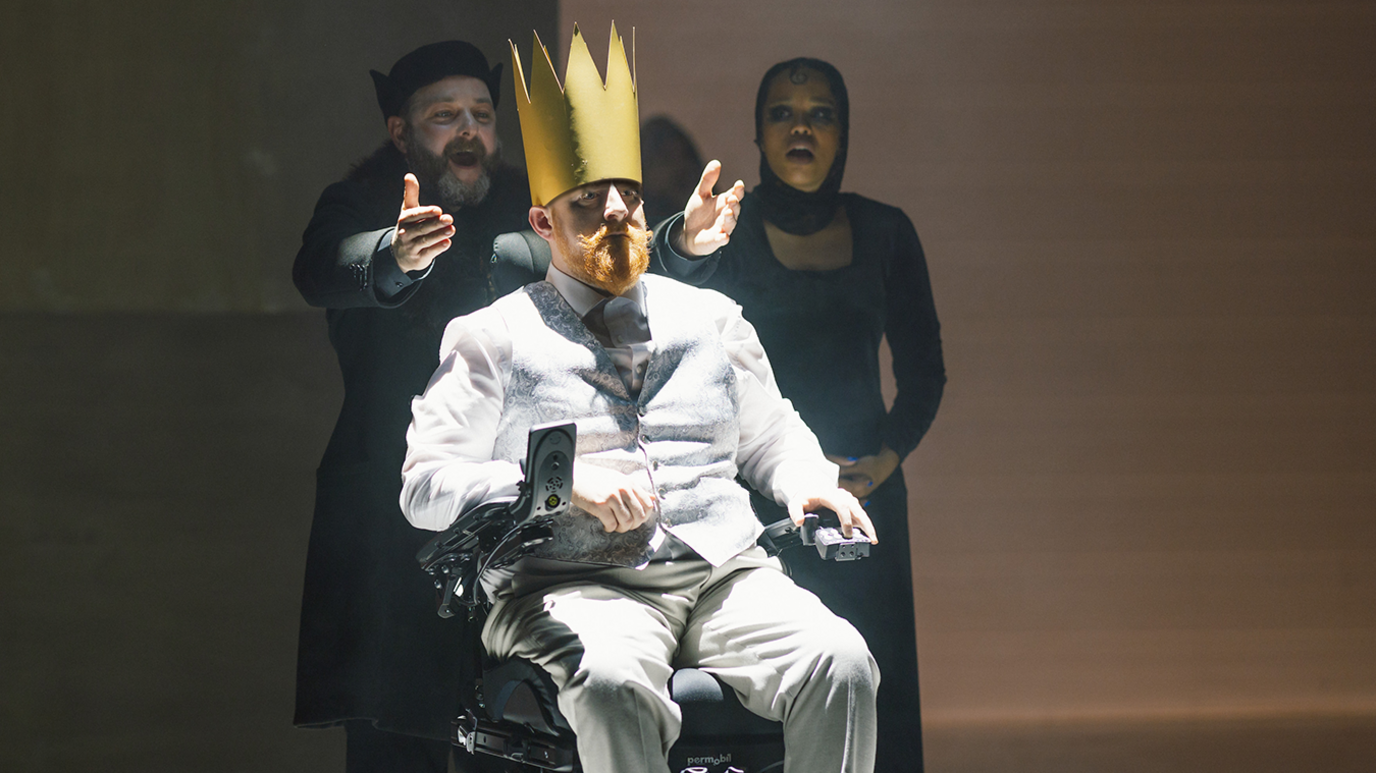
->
xmin=399 ymin=26 xmax=880 ymax=773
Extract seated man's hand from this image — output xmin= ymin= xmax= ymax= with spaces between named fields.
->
xmin=674 ymin=160 xmax=745 ymax=257
xmin=787 ymin=489 xmax=879 ymax=544
xmin=572 ymin=462 xmax=657 ymax=534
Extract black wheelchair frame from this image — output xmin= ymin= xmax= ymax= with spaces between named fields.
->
xmin=415 ymin=423 xmax=872 ymax=772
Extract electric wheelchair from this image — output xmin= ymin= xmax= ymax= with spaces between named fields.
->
xmin=411 ymin=233 xmax=871 ymax=773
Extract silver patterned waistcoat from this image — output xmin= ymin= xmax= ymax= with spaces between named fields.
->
xmin=489 ymin=276 xmax=762 ymax=567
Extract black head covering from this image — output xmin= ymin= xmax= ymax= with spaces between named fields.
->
xmin=752 ymin=57 xmax=849 ymax=235
xmin=370 ymin=40 xmax=503 ymax=121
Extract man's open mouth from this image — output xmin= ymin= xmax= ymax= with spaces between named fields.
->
xmin=450 ymin=151 xmax=479 ymax=167
xmin=785 ymin=148 xmax=815 ymax=163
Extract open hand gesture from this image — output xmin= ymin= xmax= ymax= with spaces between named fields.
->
xmin=390 ymin=173 xmax=454 ymax=272
xmin=676 ymin=160 xmax=745 ymax=257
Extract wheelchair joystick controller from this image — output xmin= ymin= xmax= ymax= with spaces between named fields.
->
xmin=524 ymin=422 xmax=575 ymax=520
xmin=761 ymin=510 xmax=871 ymax=562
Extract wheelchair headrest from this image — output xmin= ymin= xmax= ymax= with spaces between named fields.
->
xmin=491 ymin=230 xmax=553 ymax=296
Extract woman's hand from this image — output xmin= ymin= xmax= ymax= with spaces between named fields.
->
xmin=571 ymin=462 xmax=657 ymax=533
xmin=674 ymin=160 xmax=745 ymax=256
xmin=826 ymin=447 xmax=900 ymax=500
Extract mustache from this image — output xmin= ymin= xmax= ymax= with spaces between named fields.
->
xmin=579 ymin=221 xmax=651 ymax=251
xmin=444 ymin=136 xmax=489 ymax=161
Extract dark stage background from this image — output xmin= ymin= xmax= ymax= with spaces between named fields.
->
xmin=3 ymin=1 xmax=1374 ymax=771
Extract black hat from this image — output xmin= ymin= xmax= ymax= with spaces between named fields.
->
xmin=369 ymin=40 xmax=503 ymax=120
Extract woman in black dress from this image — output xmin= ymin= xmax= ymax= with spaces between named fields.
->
xmin=667 ymin=58 xmax=946 ymax=772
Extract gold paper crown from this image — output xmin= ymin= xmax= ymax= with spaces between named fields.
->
xmin=510 ymin=23 xmax=641 ymax=206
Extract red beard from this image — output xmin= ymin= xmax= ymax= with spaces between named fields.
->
xmin=562 ymin=221 xmax=652 ymax=296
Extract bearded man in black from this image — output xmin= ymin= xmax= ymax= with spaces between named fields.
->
xmin=291 ymin=41 xmax=529 ymax=773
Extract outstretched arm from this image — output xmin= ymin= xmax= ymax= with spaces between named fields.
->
xmin=651 ymin=161 xmax=745 ymax=285
xmin=293 ymin=173 xmax=455 ymax=309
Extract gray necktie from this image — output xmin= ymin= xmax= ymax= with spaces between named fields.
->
xmin=583 ymin=297 xmax=651 ymax=349
xmin=583 ymin=296 xmax=652 ymax=395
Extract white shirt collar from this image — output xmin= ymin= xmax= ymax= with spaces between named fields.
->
xmin=545 ymin=263 xmax=647 ymax=319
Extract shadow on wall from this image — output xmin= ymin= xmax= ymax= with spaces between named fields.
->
xmin=641 ymin=115 xmax=705 ymax=225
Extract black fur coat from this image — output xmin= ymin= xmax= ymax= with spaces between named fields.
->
xmin=291 ymin=143 xmax=529 ymax=737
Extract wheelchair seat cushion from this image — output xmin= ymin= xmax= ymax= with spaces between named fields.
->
xmin=670 ymin=667 xmax=782 ymax=740
xmin=482 ymin=661 xmax=780 ymax=742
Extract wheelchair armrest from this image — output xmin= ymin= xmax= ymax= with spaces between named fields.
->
xmin=416 ymin=422 xmax=577 ymax=615
xmin=416 ymin=497 xmax=518 ymax=570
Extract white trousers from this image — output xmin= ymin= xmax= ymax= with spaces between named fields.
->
xmin=482 ymin=547 xmax=879 ymax=773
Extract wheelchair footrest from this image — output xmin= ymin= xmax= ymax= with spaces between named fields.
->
xmin=453 ymin=710 xmax=577 ymax=772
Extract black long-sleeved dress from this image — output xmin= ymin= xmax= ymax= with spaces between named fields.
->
xmin=665 ymin=191 xmax=945 ymax=772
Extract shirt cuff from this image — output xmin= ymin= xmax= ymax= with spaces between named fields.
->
xmin=652 ymin=212 xmax=721 ymax=283
xmin=373 ymin=227 xmax=432 ymax=300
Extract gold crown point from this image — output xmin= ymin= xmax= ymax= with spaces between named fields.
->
xmin=512 ymin=22 xmax=642 ymax=206
xmin=508 ymin=38 xmax=528 ymax=103
xmin=565 ymin=24 xmax=599 ymax=93
xmin=603 ymin=22 xmax=636 ymax=97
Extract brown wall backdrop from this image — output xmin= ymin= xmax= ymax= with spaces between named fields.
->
xmin=563 ymin=0 xmax=1376 ymax=727
xmin=2 ymin=0 xmax=1374 ymax=771
xmin=0 ymin=0 xmax=553 ymax=312
xmin=0 ymin=2 xmax=556 ymax=771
